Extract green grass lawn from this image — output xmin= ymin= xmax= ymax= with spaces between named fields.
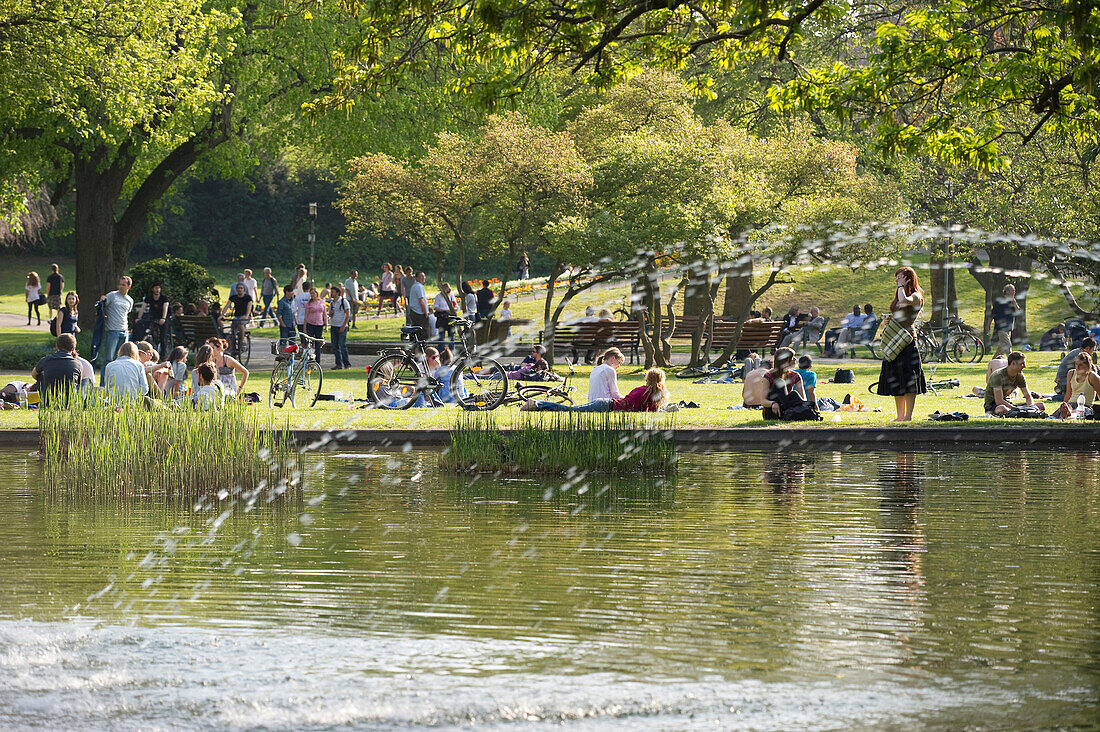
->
xmin=2 ymin=253 xmax=1088 ymax=339
xmin=0 ymin=351 xmax=1075 ymax=430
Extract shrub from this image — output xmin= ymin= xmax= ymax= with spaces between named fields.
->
xmin=0 ymin=343 xmax=51 ymax=371
xmin=129 ymin=255 xmax=218 ymax=307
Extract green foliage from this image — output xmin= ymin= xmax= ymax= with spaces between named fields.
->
xmin=129 ymin=256 xmax=218 ymax=305
xmin=38 ymin=396 xmax=298 ymax=496
xmin=0 ymin=343 xmax=52 ymax=371
xmin=443 ymin=412 xmax=677 ymax=474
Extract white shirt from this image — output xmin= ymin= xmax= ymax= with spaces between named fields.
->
xmin=588 ymin=363 xmax=621 ymax=401
xmin=408 ymin=282 xmax=428 ymax=315
xmin=499 ymin=308 xmax=512 ymax=321
xmin=193 ymin=382 xmax=225 ymax=410
xmin=104 ymin=291 xmax=134 ymax=331
xmin=292 ymin=292 xmax=312 ymax=324
xmin=330 ymin=296 xmax=350 ymax=328
xmin=103 ymin=357 xmax=147 ymax=399
xmin=841 ymin=312 xmax=866 ymax=329
xmin=344 ymin=278 xmax=359 ymax=301
xmin=463 ymin=292 xmax=477 ymax=317
xmin=433 ymin=292 xmax=453 ymax=312
xmin=243 ymin=277 xmax=258 ymax=301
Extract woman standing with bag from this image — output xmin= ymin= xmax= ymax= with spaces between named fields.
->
xmin=877 ymin=266 xmax=927 ymax=421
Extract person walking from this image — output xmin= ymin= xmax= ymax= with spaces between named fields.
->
xmin=259 ymin=267 xmax=278 ymax=326
xmin=329 ymin=283 xmax=351 ymax=369
xmin=876 ymin=266 xmax=927 ymax=421
xmin=45 ymin=264 xmax=64 ymax=322
xmin=344 ymin=270 xmax=361 ymax=328
xmin=25 ymin=272 xmax=43 ymax=325
xmin=989 ymin=283 xmax=1022 ymax=357
xmin=98 ymin=276 xmax=134 ymax=384
xmin=400 ymin=266 xmax=417 ymax=325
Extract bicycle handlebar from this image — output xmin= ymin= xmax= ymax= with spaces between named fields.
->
xmin=297 ymin=333 xmax=326 ymax=344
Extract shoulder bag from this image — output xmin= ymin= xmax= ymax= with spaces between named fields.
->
xmin=879 ymin=316 xmax=913 ymax=362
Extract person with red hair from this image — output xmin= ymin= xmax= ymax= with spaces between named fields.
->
xmin=877 ymin=266 xmax=927 ymax=421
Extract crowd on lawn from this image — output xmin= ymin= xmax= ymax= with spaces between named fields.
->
xmin=10 ymin=263 xmax=1100 ymax=422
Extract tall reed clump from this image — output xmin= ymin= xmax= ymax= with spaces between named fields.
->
xmin=38 ymin=397 xmax=298 ymax=497
xmin=443 ymin=412 xmax=677 ymax=474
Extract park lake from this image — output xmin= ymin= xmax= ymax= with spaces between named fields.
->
xmin=1 ymin=443 xmax=1096 ymax=729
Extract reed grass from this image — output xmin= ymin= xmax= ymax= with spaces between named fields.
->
xmin=443 ymin=412 xmax=677 ymax=475
xmin=38 ymin=394 xmax=298 ymax=497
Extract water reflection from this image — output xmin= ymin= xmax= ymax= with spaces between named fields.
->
xmin=0 ymin=446 xmax=1097 ymax=729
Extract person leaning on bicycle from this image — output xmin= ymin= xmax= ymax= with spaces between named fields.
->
xmin=224 ymin=282 xmax=254 ymax=352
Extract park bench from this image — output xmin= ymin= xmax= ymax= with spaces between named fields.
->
xmin=706 ymin=320 xmax=784 ymax=358
xmin=785 ymin=316 xmax=829 ymax=353
xmin=552 ymin=321 xmax=642 ymax=364
xmin=177 ymin=314 xmax=253 ymax=365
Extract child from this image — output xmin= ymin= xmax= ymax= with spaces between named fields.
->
xmin=192 ymin=362 xmax=225 ymax=410
xmin=498 ymin=300 xmax=512 ymax=321
xmin=794 ymin=354 xmax=818 ymax=405
xmin=166 ymin=346 xmax=189 ymax=400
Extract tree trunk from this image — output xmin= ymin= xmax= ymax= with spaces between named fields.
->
xmin=454 ymin=240 xmax=467 ymax=290
xmin=711 ymin=269 xmax=781 ymax=367
xmin=73 ymin=154 xmax=129 ymax=330
xmin=542 ymin=261 xmax=564 ymax=364
xmin=721 ymin=255 xmax=753 ymax=318
xmin=927 ymin=241 xmax=958 ymax=328
xmin=970 ymin=245 xmax=1031 ymax=343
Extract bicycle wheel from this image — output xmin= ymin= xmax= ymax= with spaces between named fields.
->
xmin=916 ymin=335 xmax=936 ymax=362
xmin=949 ymin=333 xmax=984 ymax=363
xmin=269 ymin=360 xmax=290 ymax=408
xmin=299 ymin=360 xmax=323 ymax=407
xmin=367 ymin=353 xmax=420 ymax=409
xmin=516 ymin=383 xmax=574 ymax=406
xmin=867 ymin=339 xmax=881 ymax=360
xmin=239 ymin=333 xmax=251 ymax=367
xmin=452 ymin=357 xmax=508 ymax=410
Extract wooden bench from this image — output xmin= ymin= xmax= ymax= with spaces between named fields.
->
xmin=175 ymin=314 xmax=224 ymax=348
xmin=782 ymin=316 xmax=829 ymax=352
xmin=707 ymin=320 xmax=784 ymax=356
xmin=552 ymin=321 xmax=642 ymax=364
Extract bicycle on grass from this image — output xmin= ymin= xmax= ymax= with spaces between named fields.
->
xmin=366 ymin=318 xmax=509 ymax=410
xmin=269 ymin=333 xmax=323 ymax=407
xmin=915 ymin=317 xmax=985 ymax=364
xmin=502 ymin=363 xmax=578 ymax=407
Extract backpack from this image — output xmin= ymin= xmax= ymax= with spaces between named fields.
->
xmin=832 ymin=368 xmax=854 ymax=383
xmin=49 ymin=317 xmax=59 ymax=337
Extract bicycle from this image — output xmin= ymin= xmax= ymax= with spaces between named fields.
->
xmin=269 ymin=333 xmax=324 ymax=407
xmin=869 ymin=363 xmax=960 ymax=396
xmin=366 ymin=318 xmax=509 ymax=410
xmin=915 ymin=317 xmax=985 ymax=363
xmin=503 ymin=363 xmax=578 ymax=406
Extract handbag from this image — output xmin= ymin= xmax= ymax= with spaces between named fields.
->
xmin=36 ymin=293 xmax=48 ymax=306
xmin=879 ymin=315 xmax=913 ymax=361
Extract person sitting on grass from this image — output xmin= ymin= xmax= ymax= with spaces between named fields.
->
xmin=166 ymin=346 xmax=189 ymax=400
xmin=741 ymin=358 xmax=772 ymax=408
xmin=1053 ymin=352 xmax=1100 ymax=419
xmin=31 ymin=334 xmax=82 ymax=407
xmin=985 ymin=351 xmax=1045 ymax=416
xmin=522 ymin=367 xmax=668 ymax=413
xmin=1054 ymin=337 xmax=1096 ymax=401
xmin=192 ymin=362 xmax=225 ymax=411
xmin=794 ymin=354 xmax=818 ymax=405
xmin=134 ymin=341 xmax=170 ymax=395
xmin=103 ymin=342 xmax=150 ymax=403
xmin=588 ymin=348 xmax=625 ymax=401
xmin=761 ymin=347 xmax=818 ymax=421
xmin=206 ymin=337 xmax=248 ymax=397
xmin=507 ymin=345 xmax=556 ymax=380
xmin=409 ymin=347 xmax=454 ymax=407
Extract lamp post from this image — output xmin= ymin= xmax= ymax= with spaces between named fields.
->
xmin=942 ymin=180 xmax=955 ymax=342
xmin=308 ymin=202 xmax=317 ymax=275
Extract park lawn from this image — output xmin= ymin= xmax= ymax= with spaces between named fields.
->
xmin=1 ymin=254 xmax=1085 ymax=338
xmin=0 ymin=351 xmax=1073 ymax=430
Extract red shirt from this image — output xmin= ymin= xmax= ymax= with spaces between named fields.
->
xmin=613 ymin=385 xmax=662 ymax=412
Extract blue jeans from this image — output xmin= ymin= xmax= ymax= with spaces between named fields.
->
xmin=98 ymin=329 xmax=128 ymax=385
xmin=331 ymin=326 xmax=350 ymax=368
xmin=279 ymin=325 xmax=296 ymax=341
xmin=260 ymin=294 xmax=275 ymax=325
xmin=533 ymin=398 xmax=613 ymax=412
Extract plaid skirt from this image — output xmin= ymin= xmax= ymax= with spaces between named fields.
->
xmin=876 ymin=341 xmax=927 ymax=396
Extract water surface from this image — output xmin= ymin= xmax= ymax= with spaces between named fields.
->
xmin=1 ymin=446 xmax=1097 ymax=729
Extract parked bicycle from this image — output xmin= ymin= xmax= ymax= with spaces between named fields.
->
xmin=366 ymin=319 xmax=508 ymax=410
xmin=269 ymin=333 xmax=324 ymax=407
xmin=915 ymin=317 xmax=985 ymax=363
xmin=503 ymin=363 xmax=578 ymax=406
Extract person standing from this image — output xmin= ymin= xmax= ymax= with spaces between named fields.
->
xmin=242 ymin=269 xmax=259 ymax=302
xmin=58 ymin=292 xmax=80 ymax=335
xmin=344 ymin=270 xmax=361 ymax=328
xmin=98 ymin=276 xmax=134 ymax=384
xmin=876 ymin=266 xmax=927 ymax=421
xmin=303 ymin=286 xmax=327 ymax=341
xmin=290 ymin=264 xmax=308 ymax=295
xmin=329 ymin=284 xmax=351 ymax=369
xmin=407 ymin=271 xmax=431 ymax=336
xmin=516 ymin=253 xmax=529 ymax=280
xmin=259 ymin=268 xmax=278 ymax=326
xmin=25 ymin=272 xmax=43 ymax=325
xmin=989 ymin=283 xmax=1022 ymax=357
xmin=400 ymin=266 xmax=417 ymax=325
xmin=45 ymin=264 xmax=64 ymax=322
xmin=476 ymin=280 xmax=495 ymax=320
xmin=276 ymin=284 xmax=297 ymax=342
xmin=293 ymin=280 xmax=312 ymax=334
